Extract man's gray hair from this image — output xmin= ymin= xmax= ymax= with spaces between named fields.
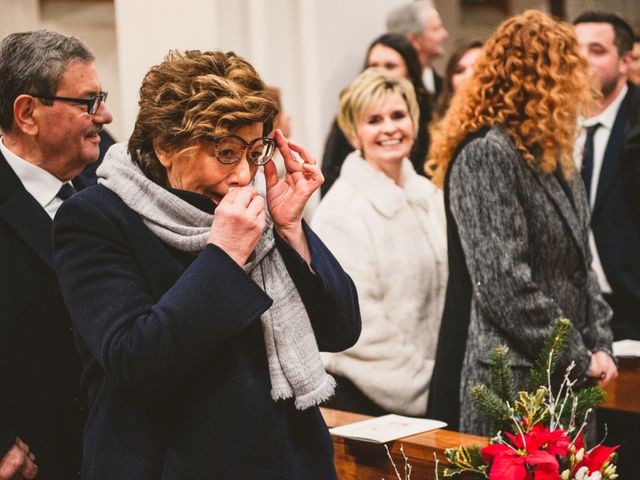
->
xmin=0 ymin=29 xmax=94 ymax=132
xmin=386 ymin=1 xmax=434 ymax=36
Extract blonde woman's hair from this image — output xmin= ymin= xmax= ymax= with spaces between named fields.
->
xmin=128 ymin=50 xmax=279 ymax=187
xmin=337 ymin=68 xmax=420 ymax=147
xmin=426 ymin=10 xmax=597 ymax=186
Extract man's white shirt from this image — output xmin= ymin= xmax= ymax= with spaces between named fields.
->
xmin=422 ymin=67 xmax=436 ymax=95
xmin=0 ymin=137 xmax=67 ymax=219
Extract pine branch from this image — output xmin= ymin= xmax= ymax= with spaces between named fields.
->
xmin=559 ymin=386 xmax=605 ymax=426
xmin=489 ymin=346 xmax=516 ymax=405
xmin=469 ymin=384 xmax=511 ymax=433
xmin=527 ymin=318 xmax=572 ymax=392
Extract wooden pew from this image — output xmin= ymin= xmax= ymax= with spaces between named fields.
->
xmin=322 ymin=408 xmax=487 ymax=480
xmin=601 ymin=357 xmax=640 ymax=414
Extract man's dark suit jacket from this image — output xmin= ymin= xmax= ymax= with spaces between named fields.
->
xmin=0 ymin=151 xmax=83 ymax=479
xmin=591 ymin=83 xmax=640 ymax=340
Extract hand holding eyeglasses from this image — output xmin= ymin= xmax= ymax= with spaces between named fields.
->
xmin=264 ymin=130 xmax=324 ymax=263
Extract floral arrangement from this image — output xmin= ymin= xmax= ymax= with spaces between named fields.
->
xmin=439 ymin=318 xmax=618 ymax=480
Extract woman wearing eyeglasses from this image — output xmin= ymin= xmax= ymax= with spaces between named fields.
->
xmin=51 ymin=50 xmax=361 ymax=480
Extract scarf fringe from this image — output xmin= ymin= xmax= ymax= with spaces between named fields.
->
xmin=293 ymin=374 xmax=336 ymax=410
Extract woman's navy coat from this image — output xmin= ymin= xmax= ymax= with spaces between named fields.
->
xmin=52 ymin=185 xmax=361 ymax=480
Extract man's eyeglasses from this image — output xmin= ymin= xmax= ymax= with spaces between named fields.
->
xmin=212 ymin=135 xmax=276 ymax=166
xmin=34 ymin=91 xmax=108 ymax=115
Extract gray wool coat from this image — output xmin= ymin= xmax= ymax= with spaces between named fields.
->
xmin=447 ymin=128 xmax=613 ymax=436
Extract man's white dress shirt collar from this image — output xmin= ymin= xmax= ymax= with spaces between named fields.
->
xmin=582 ymin=83 xmax=628 ymax=132
xmin=0 ymin=137 xmax=67 ymax=219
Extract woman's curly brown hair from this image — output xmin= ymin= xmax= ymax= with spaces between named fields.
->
xmin=128 ymin=50 xmax=279 ymax=186
xmin=426 ymin=10 xmax=598 ymax=187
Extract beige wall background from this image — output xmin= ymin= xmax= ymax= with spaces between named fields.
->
xmin=1 ymin=0 xmax=639 ymax=159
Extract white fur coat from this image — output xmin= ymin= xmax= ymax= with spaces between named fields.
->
xmin=312 ymin=151 xmax=447 ymax=416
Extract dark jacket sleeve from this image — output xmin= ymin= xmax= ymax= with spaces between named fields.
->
xmin=621 ymin=85 xmax=640 ymax=220
xmin=0 ymin=285 xmax=16 ymax=457
xmin=52 ymin=194 xmax=273 ymax=402
xmin=0 ymin=373 xmax=15 ymax=458
xmin=320 ymin=120 xmax=354 ymax=197
xmin=275 ymin=221 xmax=361 ymax=352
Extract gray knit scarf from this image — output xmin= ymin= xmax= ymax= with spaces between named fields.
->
xmin=97 ymin=142 xmax=335 ymax=410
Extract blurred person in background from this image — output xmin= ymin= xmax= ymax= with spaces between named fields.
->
xmin=313 ymin=69 xmax=447 ymax=417
xmin=629 ymin=29 xmax=640 ymax=84
xmin=574 ymin=11 xmax=640 ymax=477
xmin=573 ymin=9 xmax=640 ymax=342
xmin=432 ymin=41 xmax=483 ymax=122
xmin=322 ymin=33 xmax=432 ymax=196
xmin=386 ymin=0 xmax=449 ymax=97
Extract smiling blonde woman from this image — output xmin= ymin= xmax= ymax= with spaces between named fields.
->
xmin=312 ymin=69 xmax=447 ymax=417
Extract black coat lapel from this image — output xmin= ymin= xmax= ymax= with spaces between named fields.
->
xmin=592 ymin=90 xmax=631 ymax=216
xmin=0 ymin=153 xmax=54 ymax=270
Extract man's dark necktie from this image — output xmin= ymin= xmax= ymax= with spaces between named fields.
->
xmin=580 ymin=123 xmax=601 ymax=203
xmin=56 ymin=183 xmax=77 ymax=201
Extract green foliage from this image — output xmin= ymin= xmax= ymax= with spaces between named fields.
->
xmin=527 ymin=318 xmax=572 ymax=393
xmin=557 ymin=386 xmax=606 ymax=427
xmin=441 ymin=445 xmax=488 ymax=479
xmin=469 ymin=346 xmax=515 ymax=434
xmin=489 ymin=346 xmax=515 ymax=404
xmin=513 ymin=388 xmax=548 ymax=431
xmin=469 ymin=384 xmax=512 ymax=433
xmin=441 ymin=319 xmax=611 ymax=480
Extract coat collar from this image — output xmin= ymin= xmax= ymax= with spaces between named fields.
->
xmin=340 ymin=150 xmax=435 ymax=218
xmin=0 ymin=151 xmax=54 ymax=270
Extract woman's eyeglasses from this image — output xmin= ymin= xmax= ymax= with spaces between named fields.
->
xmin=34 ymin=91 xmax=108 ymax=115
xmin=212 ymin=135 xmax=276 ymax=166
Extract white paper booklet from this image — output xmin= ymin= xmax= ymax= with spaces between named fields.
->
xmin=329 ymin=414 xmax=447 ymax=444
xmin=613 ymin=339 xmax=640 ymax=358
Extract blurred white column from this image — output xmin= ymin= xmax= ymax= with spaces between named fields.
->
xmin=114 ymin=0 xmax=219 ymax=138
xmin=0 ymin=0 xmax=39 ymax=39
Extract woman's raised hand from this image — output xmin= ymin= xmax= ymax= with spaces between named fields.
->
xmin=208 ymin=186 xmax=265 ymax=266
xmin=264 ymin=130 xmax=323 ymax=263
xmin=264 ymin=130 xmax=324 ymax=234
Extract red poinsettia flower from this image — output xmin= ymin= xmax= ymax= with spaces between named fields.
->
xmin=521 ymin=424 xmax=571 ymax=458
xmin=575 ymin=444 xmax=619 ymax=473
xmin=482 ymin=427 xmax=563 ymax=480
xmin=572 ymin=432 xmax=619 ymax=473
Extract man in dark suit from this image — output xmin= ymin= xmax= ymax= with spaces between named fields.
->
xmin=386 ymin=0 xmax=448 ymax=98
xmin=574 ymin=11 xmax=640 ymax=477
xmin=0 ymin=30 xmax=112 ymax=479
xmin=574 ymin=11 xmax=640 ymax=342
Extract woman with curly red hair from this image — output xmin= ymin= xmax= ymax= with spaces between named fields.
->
xmin=425 ymin=10 xmax=617 ymax=435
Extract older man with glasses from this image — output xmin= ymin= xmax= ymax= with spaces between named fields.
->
xmin=0 ymin=29 xmax=112 ymax=480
